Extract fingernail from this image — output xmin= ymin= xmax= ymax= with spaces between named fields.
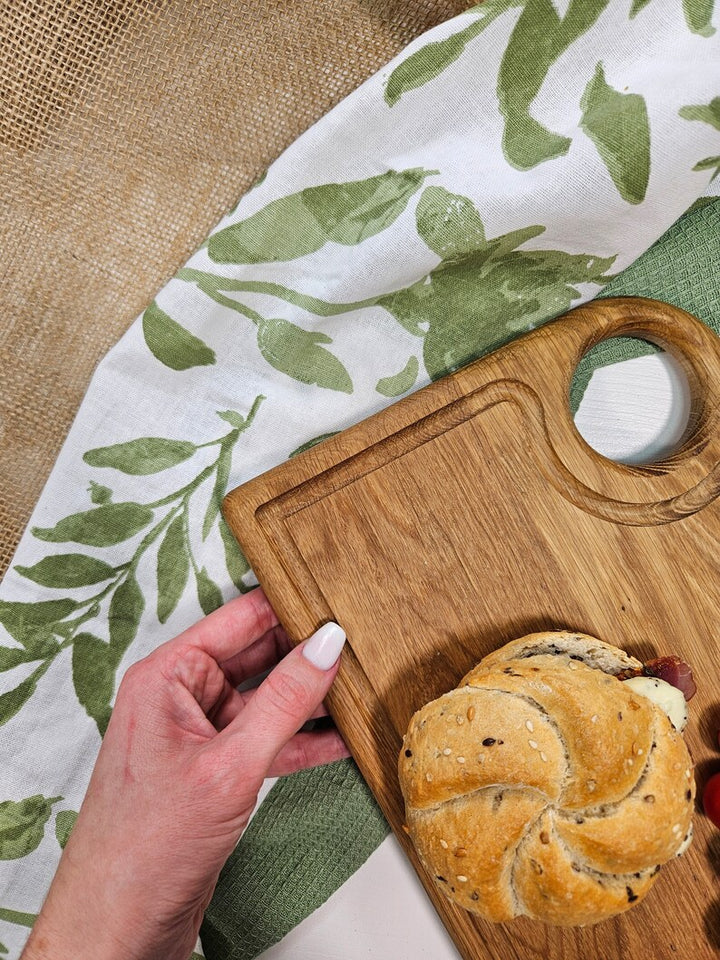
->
xmin=303 ymin=622 xmax=346 ymax=670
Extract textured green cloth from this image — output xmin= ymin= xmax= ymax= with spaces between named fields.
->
xmin=570 ymin=197 xmax=720 ymax=411
xmin=201 ymin=759 xmax=389 ymax=960
xmin=202 ymin=197 xmax=720 ymax=960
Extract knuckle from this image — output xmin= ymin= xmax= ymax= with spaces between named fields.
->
xmin=113 ymin=663 xmax=147 ymax=715
xmin=161 ymin=643 xmax=214 ymax=691
xmin=263 ymin=668 xmax=314 ymax=720
xmin=116 ymin=654 xmax=163 ymax=707
xmin=118 ymin=658 xmax=147 ymax=693
xmin=284 ymin=738 xmax=313 ymax=772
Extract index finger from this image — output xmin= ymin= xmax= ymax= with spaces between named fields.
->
xmin=171 ymin=588 xmax=279 ymax=662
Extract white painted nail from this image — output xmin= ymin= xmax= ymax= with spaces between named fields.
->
xmin=302 ymin=622 xmax=346 ymax=670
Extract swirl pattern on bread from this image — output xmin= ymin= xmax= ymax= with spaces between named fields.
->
xmin=398 ymin=632 xmax=695 ymax=926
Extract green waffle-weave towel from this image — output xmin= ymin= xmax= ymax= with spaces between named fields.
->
xmin=201 ymin=760 xmax=389 ymax=960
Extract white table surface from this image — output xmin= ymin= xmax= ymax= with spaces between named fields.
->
xmin=252 ymin=350 xmax=691 ymax=960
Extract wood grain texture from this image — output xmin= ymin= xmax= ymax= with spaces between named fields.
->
xmin=223 ymin=297 xmax=720 ymax=960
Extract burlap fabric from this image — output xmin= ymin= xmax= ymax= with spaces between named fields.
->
xmin=0 ymin=0 xmax=470 ymax=581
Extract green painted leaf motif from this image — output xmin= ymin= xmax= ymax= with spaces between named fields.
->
xmin=679 ymin=97 xmax=720 ymax=130
xmin=634 ymin=0 xmax=715 ymax=32
xmin=694 ymin=156 xmax=720 ymax=179
xmin=196 ymin=568 xmax=224 ymax=615
xmin=384 ymin=0 xmax=519 ymax=106
xmin=303 ymin=169 xmax=432 ymax=245
xmin=385 ymin=28 xmax=472 ymax=107
xmin=216 ymin=395 xmax=266 ymax=432
xmin=202 ymin=444 xmax=231 ymax=541
xmin=0 ymin=939 xmax=7 ymax=953
xmin=180 ymin=267 xmax=380 ymax=320
xmin=0 ymin=636 xmax=57 ymax=676
xmin=683 ymin=0 xmax=716 ymax=35
xmin=288 ymin=432 xmax=340 ymax=458
xmin=143 ymin=301 xmax=216 ymax=371
xmin=415 ymin=186 xmax=486 ymax=260
xmin=579 ymin=63 xmax=650 ymax=204
xmin=376 ymin=356 xmax=420 ymax=397
xmin=482 ymin=224 xmax=546 ymax=259
xmin=0 ymin=908 xmax=36 ymax=929
xmin=157 ymin=516 xmax=190 ymax=624
xmin=0 ymin=619 xmax=63 ymax=688
xmin=72 ymin=634 xmax=114 ymax=735
xmin=206 ymin=398 xmax=264 ymax=537
xmin=23 ymin=631 xmax=60 ymax=662
xmin=256 ymin=318 xmax=353 ymax=393
xmin=32 ymin=503 xmax=154 ymax=547
xmin=55 ymin=810 xmax=78 ymax=849
xmin=109 ymin=574 xmax=144 ymax=658
xmin=0 ymin=635 xmax=57 ymax=685
xmin=379 ymin=191 xmax=615 ymax=381
xmin=15 ymin=554 xmax=116 ymax=589
xmin=498 ymin=0 xmax=609 ymax=170
xmin=219 ymin=520 xmax=252 ymax=593
xmin=420 ymin=244 xmax=615 ymax=379
xmin=376 ymin=281 xmax=435 ymax=336
xmin=680 ymin=99 xmax=720 ymax=179
xmin=208 ymin=169 xmax=431 ymax=264
xmin=0 ymin=599 xmax=79 ymax=645
xmin=88 ymin=481 xmax=112 ymax=504
xmin=0 ymin=647 xmax=38 ymax=672
xmin=0 ymin=795 xmax=60 ymax=860
xmin=84 ymin=438 xmax=197 ymax=475
xmin=217 ymin=410 xmax=247 ymax=428
xmin=0 ymin=669 xmax=47 ymax=727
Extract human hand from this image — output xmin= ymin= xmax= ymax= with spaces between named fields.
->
xmin=21 ymin=588 xmax=348 ymax=960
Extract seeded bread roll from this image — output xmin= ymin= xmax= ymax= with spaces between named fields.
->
xmin=398 ymin=631 xmax=695 ymax=927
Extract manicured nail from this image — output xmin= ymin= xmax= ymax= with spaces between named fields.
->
xmin=303 ymin=622 xmax=346 ymax=670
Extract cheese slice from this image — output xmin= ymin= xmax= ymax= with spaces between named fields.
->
xmin=622 ymin=676 xmax=688 ymax=732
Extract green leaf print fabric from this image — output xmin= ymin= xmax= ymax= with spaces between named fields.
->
xmin=1 ymin=3 xmax=719 ymax=958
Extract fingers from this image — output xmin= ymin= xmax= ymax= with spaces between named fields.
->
xmin=209 ymin=684 xmax=332 ymax=731
xmin=213 ymin=622 xmax=346 ymax=773
xmin=267 ymin=728 xmax=350 ymax=778
xmin=141 ymin=591 xmax=279 ymax=724
xmin=219 ymin=623 xmax=293 ymax=688
xmin=172 ymin=588 xmax=278 ymax=662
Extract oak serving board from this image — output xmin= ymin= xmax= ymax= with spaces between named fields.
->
xmin=223 ymin=297 xmax=720 ymax=960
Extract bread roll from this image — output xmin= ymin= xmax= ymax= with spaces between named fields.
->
xmin=398 ymin=631 xmax=695 ymax=926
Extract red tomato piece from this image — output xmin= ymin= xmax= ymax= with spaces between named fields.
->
xmin=704 ymin=772 xmax=720 ymax=828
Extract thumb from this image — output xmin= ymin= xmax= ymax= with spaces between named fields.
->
xmin=218 ymin=621 xmax=346 ymax=772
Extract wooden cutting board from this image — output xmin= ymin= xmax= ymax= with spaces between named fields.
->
xmin=223 ymin=296 xmax=720 ymax=960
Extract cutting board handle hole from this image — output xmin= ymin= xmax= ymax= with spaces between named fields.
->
xmin=570 ymin=336 xmax=692 ymax=465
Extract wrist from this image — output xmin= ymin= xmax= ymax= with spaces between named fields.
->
xmin=21 ymin=846 xmax=148 ymax=960
xmin=22 ymin=908 xmax=130 ymax=960
xmin=22 ymin=840 xmax=208 ymax=960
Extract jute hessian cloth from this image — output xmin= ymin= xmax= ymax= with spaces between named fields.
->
xmin=0 ymin=0 xmax=470 ymax=580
